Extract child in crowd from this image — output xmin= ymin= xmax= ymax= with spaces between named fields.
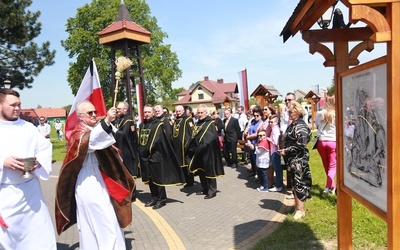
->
xmin=246 ymin=129 xmax=270 ymax=192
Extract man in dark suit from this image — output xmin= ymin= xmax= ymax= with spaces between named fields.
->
xmin=222 ymin=108 xmax=241 ymax=168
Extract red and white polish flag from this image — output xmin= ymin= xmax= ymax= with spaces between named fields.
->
xmin=64 ymin=59 xmax=106 ymax=140
xmin=238 ymin=69 xmax=249 ymax=112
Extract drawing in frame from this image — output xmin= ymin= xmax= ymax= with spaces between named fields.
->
xmin=340 ymin=56 xmax=387 ymax=213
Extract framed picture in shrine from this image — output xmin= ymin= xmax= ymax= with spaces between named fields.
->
xmin=339 ymin=56 xmax=387 ymax=214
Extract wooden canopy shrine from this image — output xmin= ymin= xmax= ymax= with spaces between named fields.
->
xmin=304 ymin=90 xmax=321 ymax=130
xmin=281 ymin=0 xmax=399 ymax=249
xmin=250 ymin=84 xmax=281 ymax=109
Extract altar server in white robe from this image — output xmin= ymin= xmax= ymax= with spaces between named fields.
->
xmin=0 ymin=89 xmax=56 ymax=250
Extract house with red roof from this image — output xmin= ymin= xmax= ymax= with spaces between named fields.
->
xmin=20 ymin=108 xmax=67 ymax=126
xmin=174 ymin=76 xmax=239 ymax=114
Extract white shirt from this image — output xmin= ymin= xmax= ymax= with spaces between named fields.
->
xmin=38 ymin=123 xmax=51 ymax=138
xmin=315 ymin=111 xmax=336 ymax=141
xmin=238 ymin=113 xmax=248 ymax=132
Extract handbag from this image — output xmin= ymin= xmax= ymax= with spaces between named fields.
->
xmin=312 ymin=123 xmax=327 ymax=150
xmin=311 ymin=136 xmax=320 ymax=150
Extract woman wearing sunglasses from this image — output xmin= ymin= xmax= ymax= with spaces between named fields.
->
xmin=278 ymin=102 xmax=311 ymax=220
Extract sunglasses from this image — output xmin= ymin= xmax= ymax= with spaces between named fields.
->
xmin=263 ymin=108 xmax=269 ymax=111
xmin=254 ymin=114 xmax=260 ymax=117
xmin=285 ymin=99 xmax=293 ymax=102
xmin=258 ymin=134 xmax=266 ymax=137
xmin=86 ymin=110 xmax=98 ymax=116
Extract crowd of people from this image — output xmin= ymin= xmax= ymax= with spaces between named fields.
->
xmin=0 ymin=87 xmax=337 ymax=249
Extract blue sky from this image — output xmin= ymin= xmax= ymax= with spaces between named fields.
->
xmin=19 ymin=0 xmax=385 ymax=108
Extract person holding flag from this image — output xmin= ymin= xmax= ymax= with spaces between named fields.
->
xmin=64 ymin=59 xmax=107 ymax=140
xmin=55 ymin=60 xmax=135 ymax=249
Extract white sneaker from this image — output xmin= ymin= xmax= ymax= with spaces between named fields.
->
xmin=323 ymin=188 xmax=335 ymax=196
xmin=257 ymin=187 xmax=269 ymax=192
xmin=294 ymin=209 xmax=305 ymax=220
xmin=268 ymin=186 xmax=283 ymax=192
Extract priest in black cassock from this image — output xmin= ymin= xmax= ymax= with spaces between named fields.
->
xmin=186 ymin=104 xmax=225 ymax=199
xmin=138 ymin=105 xmax=185 ymax=209
xmin=172 ymin=105 xmax=195 ymax=187
xmin=114 ymin=101 xmax=140 ymax=178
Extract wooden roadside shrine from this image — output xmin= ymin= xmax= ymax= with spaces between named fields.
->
xmin=250 ymin=84 xmax=281 ymax=109
xmin=304 ymin=90 xmax=321 ymax=130
xmin=281 ymin=0 xmax=399 ymax=249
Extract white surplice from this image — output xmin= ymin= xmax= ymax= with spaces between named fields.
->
xmin=0 ymin=118 xmax=56 ymax=250
xmin=75 ymin=123 xmax=126 ymax=250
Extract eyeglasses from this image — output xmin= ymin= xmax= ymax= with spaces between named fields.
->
xmin=285 ymin=99 xmax=293 ymax=102
xmin=258 ymin=134 xmax=266 ymax=137
xmin=86 ymin=110 xmax=98 ymax=116
xmin=254 ymin=114 xmax=260 ymax=117
xmin=263 ymin=108 xmax=269 ymax=111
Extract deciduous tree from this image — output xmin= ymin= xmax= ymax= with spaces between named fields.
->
xmin=62 ymin=0 xmax=182 ymax=105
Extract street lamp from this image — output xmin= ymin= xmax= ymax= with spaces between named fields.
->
xmin=317 ymin=0 xmax=339 ymax=29
xmin=3 ymin=80 xmax=11 ymax=89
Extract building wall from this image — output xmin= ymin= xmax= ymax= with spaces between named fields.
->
xmin=191 ymin=87 xmax=212 ymax=102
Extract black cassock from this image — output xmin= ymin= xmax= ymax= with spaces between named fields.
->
xmin=172 ymin=114 xmax=194 ymax=167
xmin=186 ymin=116 xmax=224 ymax=178
xmin=138 ymin=117 xmax=185 ymax=186
xmin=114 ymin=115 xmax=140 ymax=178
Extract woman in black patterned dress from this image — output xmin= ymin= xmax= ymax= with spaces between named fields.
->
xmin=279 ymin=102 xmax=311 ymax=220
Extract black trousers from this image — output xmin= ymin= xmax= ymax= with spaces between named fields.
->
xmin=198 ymin=171 xmax=217 ymax=195
xmin=149 ymin=179 xmax=167 ymax=201
xmin=182 ymin=166 xmax=194 ymax=185
xmin=222 ymin=140 xmax=238 ymax=166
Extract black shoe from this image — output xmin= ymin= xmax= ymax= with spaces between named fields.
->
xmin=184 ymin=183 xmax=194 ymax=188
xmin=152 ymin=201 xmax=166 ymax=209
xmin=231 ymin=163 xmax=237 ymax=168
xmin=204 ymin=193 xmax=216 ymax=199
xmin=145 ymin=199 xmax=157 ymax=207
xmin=196 ymin=191 xmax=206 ymax=195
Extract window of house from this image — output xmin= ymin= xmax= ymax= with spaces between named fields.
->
xmin=198 ymin=93 xmax=204 ymax=99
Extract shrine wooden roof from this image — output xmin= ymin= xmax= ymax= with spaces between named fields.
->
xmin=304 ymin=90 xmax=322 ymax=100
xmin=280 ymin=0 xmax=388 ymax=43
xmin=250 ymin=84 xmax=281 ymax=98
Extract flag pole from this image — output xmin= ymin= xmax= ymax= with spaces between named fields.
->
xmin=244 ymin=68 xmax=249 ymax=112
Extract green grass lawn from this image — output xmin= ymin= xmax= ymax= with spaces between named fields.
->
xmin=49 ymin=128 xmax=67 ymax=162
xmin=50 ymin=129 xmax=387 ymax=249
xmin=252 ymin=135 xmax=387 ymax=250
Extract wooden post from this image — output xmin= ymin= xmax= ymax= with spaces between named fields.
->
xmin=388 ymin=2 xmax=400 ymax=249
xmin=334 ymin=40 xmax=352 ymax=250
